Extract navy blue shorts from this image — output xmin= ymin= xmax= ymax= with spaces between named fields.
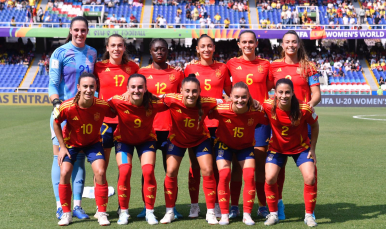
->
xmin=156 ymin=131 xmax=169 ymax=150
xmin=214 ymin=141 xmax=255 ymax=162
xmin=254 ymin=124 xmax=271 ymax=147
xmin=100 ymin=123 xmax=118 ymax=148
xmin=208 ymin=127 xmax=217 ymax=146
xmin=115 ymin=141 xmax=157 ymax=160
xmin=266 ymin=148 xmax=314 ymax=167
xmin=167 ymin=138 xmax=212 ymax=158
xmin=64 ymin=142 xmax=105 ymax=164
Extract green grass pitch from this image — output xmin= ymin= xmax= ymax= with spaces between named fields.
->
xmin=0 ymin=106 xmax=385 ymax=228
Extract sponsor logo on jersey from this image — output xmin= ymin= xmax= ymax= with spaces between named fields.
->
xmin=96 ymin=152 xmax=102 ymax=156
xmin=247 ymin=118 xmax=254 ymax=126
xmin=276 ymin=68 xmax=282 ymax=72
xmin=219 ymin=198 xmax=227 ymax=202
xmin=225 ymin=119 xmax=231 ymax=123
xmin=215 ymin=69 xmax=222 ymax=78
xmin=124 ymin=110 xmax=130 ymax=114
xmin=94 ymin=112 xmax=100 ymax=121
xmin=285 ymin=75 xmax=292 ymax=80
xmin=249 ymin=152 xmax=254 ymax=157
xmin=202 ymin=147 xmax=209 ymax=152
xmin=125 ymin=67 xmax=131 ymax=74
xmin=236 ymin=66 xmax=242 ymax=70
xmin=73 ymin=116 xmax=79 ymax=120
xmin=51 ymin=59 xmax=59 ymax=69
xmin=119 ymin=185 xmax=127 ymax=190
xmin=105 ymin=68 xmax=110 ymax=72
xmin=149 ymin=145 xmax=155 ymax=149
xmin=218 ymin=150 xmax=224 ymax=157
xmin=258 ymin=65 xmax=264 ymax=73
xmin=169 ymin=74 xmax=175 ymax=81
xmin=147 ymin=75 xmax=153 ymax=79
xmin=176 ymin=109 xmax=182 ymax=113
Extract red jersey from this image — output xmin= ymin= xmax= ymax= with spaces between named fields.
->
xmin=94 ymin=60 xmax=139 ymax=124
xmin=184 ymin=61 xmax=231 ymax=127
xmin=163 ymin=93 xmax=217 ymax=148
xmin=107 ymin=95 xmax=168 ymax=145
xmin=138 ymin=64 xmax=184 ymax=131
xmin=226 ymin=56 xmax=271 ymax=103
xmin=55 ymin=98 xmax=116 ymax=148
xmin=208 ymin=102 xmax=269 ymax=150
xmin=262 ymin=98 xmax=318 ymax=155
xmin=269 ymin=58 xmax=320 ymax=103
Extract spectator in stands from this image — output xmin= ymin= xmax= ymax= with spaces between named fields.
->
xmin=110 ymin=14 xmax=117 ymax=23
xmin=175 ymin=13 xmax=181 ymax=28
xmin=206 ymin=15 xmax=211 ymax=24
xmin=158 ymin=15 xmax=167 ymax=28
xmin=120 ymin=15 xmax=127 ymax=23
xmin=209 ymin=21 xmax=215 ymax=28
xmin=379 ymin=76 xmax=385 ymax=85
xmin=7 ymin=0 xmax=14 ymax=8
xmin=130 ymin=14 xmax=138 ymax=27
xmin=26 ymin=8 xmax=32 ymax=25
xmin=281 ymin=8 xmax=288 ymax=24
xmin=224 ymin=17 xmax=230 ymax=28
xmin=199 ymin=16 xmax=206 ymax=28
xmin=193 ymin=7 xmax=199 ymax=20
xmin=59 ymin=18 xmax=63 ymax=27
xmin=47 ymin=0 xmax=53 ymax=9
xmin=38 ymin=59 xmax=45 ymax=75
xmin=214 ymin=13 xmax=221 ymax=23
xmin=240 ymin=16 xmax=246 ymax=28
xmin=113 ymin=0 xmax=120 ymax=6
xmin=219 ymin=0 xmax=224 ymax=6
xmin=374 ymin=15 xmax=381 ymax=29
xmin=343 ymin=15 xmax=349 ymax=29
xmin=286 ymin=8 xmax=292 ymax=24
xmin=186 ymin=10 xmax=192 ymax=20
xmin=10 ymin=17 xmax=16 ymax=27
xmin=177 ymin=7 xmax=182 ymax=15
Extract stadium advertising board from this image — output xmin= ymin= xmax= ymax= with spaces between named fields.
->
xmin=1 ymin=28 xmax=385 ymax=39
xmin=319 ymin=95 xmax=386 ymax=107
xmin=0 ymin=93 xmax=51 ymax=105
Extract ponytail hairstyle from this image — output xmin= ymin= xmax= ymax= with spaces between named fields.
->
xmin=281 ymin=30 xmax=314 ymax=79
xmin=65 ymin=16 xmax=89 ymax=43
xmin=127 ymin=73 xmax=160 ymax=111
xmin=182 ymin=73 xmax=203 ymax=129
xmin=271 ymin=78 xmax=301 ymax=126
xmin=102 ymin=34 xmax=129 ymax=65
xmin=237 ymin=30 xmax=258 ymax=57
xmin=232 ymin=81 xmax=254 ymax=109
xmin=73 ymin=72 xmax=97 ymax=104
xmin=196 ymin=34 xmax=215 ymax=61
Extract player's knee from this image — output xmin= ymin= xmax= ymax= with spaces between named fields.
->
xmin=265 ymin=174 xmax=277 ymax=185
xmin=166 ymin=169 xmax=178 ymax=178
xmin=200 ymin=166 xmax=213 ymax=176
xmin=94 ymin=168 xmax=106 ymax=179
xmin=303 ymin=174 xmax=315 ymax=185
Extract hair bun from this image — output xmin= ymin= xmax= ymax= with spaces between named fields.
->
xmin=188 ymin=73 xmax=196 ymax=78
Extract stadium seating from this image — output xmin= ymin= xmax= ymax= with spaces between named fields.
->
xmin=0 ymin=8 xmax=27 ymax=27
xmin=0 ymin=65 xmax=27 ymax=92
xmin=104 ymin=3 xmax=143 ymax=25
xmin=28 ymin=71 xmax=49 ymax=92
xmin=153 ymin=4 xmax=249 ymax=28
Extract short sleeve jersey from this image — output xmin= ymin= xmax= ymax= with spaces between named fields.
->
xmin=269 ymin=58 xmax=320 ymax=103
xmin=138 ymin=64 xmax=184 ymax=131
xmin=55 ymin=98 xmax=116 ymax=148
xmin=49 ymin=42 xmax=97 ymax=100
xmin=209 ymin=102 xmax=269 ymax=149
xmin=107 ymin=95 xmax=168 ymax=145
xmin=262 ymin=98 xmax=318 ymax=155
xmin=94 ymin=60 xmax=139 ymax=124
xmin=227 ymin=57 xmax=271 ymax=103
xmin=184 ymin=61 xmax=231 ymax=127
xmin=163 ymin=93 xmax=217 ymax=148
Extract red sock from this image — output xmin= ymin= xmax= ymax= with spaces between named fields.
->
xmin=242 ymin=168 xmax=255 ymax=214
xmin=277 ymin=166 xmax=286 ymax=200
xmin=256 ymin=181 xmax=266 ymax=207
xmin=95 ymin=182 xmax=108 ymax=212
xmin=213 ymin=164 xmax=219 ymax=204
xmin=164 ymin=175 xmax=177 ymax=208
xmin=265 ymin=182 xmax=278 ymax=212
xmin=59 ymin=184 xmax=72 ymax=213
xmin=117 ymin=164 xmax=132 ymax=210
xmin=304 ymin=183 xmax=317 ymax=214
xmin=218 ymin=168 xmax=231 ymax=214
xmin=202 ymin=174 xmax=216 ymax=209
xmin=188 ymin=167 xmax=201 ymax=204
xmin=142 ymin=164 xmax=157 ymax=210
xmin=230 ymin=181 xmax=242 ymax=206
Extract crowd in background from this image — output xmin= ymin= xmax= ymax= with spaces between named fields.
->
xmin=0 ymin=38 xmax=34 ymax=66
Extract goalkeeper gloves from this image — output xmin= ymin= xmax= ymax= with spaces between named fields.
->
xmin=52 ymin=98 xmax=62 ymax=119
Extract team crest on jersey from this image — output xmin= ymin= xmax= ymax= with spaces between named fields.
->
xmin=125 ymin=67 xmax=131 ymax=74
xmin=247 ymin=118 xmax=254 ymax=126
xmin=116 ymin=143 xmax=122 ymax=151
xmin=215 ymin=69 xmax=222 ymax=78
xmin=258 ymin=65 xmax=264 ymax=73
xmin=285 ymin=75 xmax=292 ymax=80
xmin=218 ymin=150 xmax=224 ymax=157
xmin=94 ymin=112 xmax=100 ymax=121
xmin=169 ymin=74 xmax=176 ymax=82
xmin=296 ymin=67 xmax=301 ymax=74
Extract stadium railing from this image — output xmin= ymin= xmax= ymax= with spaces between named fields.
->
xmin=0 ymin=87 xmax=48 ymax=93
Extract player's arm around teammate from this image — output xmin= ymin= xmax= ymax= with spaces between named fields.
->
xmin=184 ymin=34 xmax=232 ymax=218
xmin=53 ymin=73 xmax=115 ymax=226
xmin=136 ymin=38 xmax=184 ymax=218
xmin=262 ymin=78 xmax=319 ymax=227
xmin=94 ymin=34 xmax=139 ymax=172
xmin=48 ymin=16 xmax=97 ymax=220
xmin=106 ymin=74 xmax=168 ymax=225
xmin=209 ymin=82 xmax=269 ymax=226
xmin=159 ymin=75 xmax=221 ymax=225
xmin=226 ymin=30 xmax=273 ymax=218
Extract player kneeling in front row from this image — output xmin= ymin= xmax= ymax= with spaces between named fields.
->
xmin=262 ymin=78 xmax=319 ymax=227
xmin=53 ymin=73 xmax=116 ymax=226
xmin=208 ymin=82 xmax=269 ymax=226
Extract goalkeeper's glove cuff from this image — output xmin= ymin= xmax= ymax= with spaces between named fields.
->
xmin=52 ymin=98 xmax=62 ymax=108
